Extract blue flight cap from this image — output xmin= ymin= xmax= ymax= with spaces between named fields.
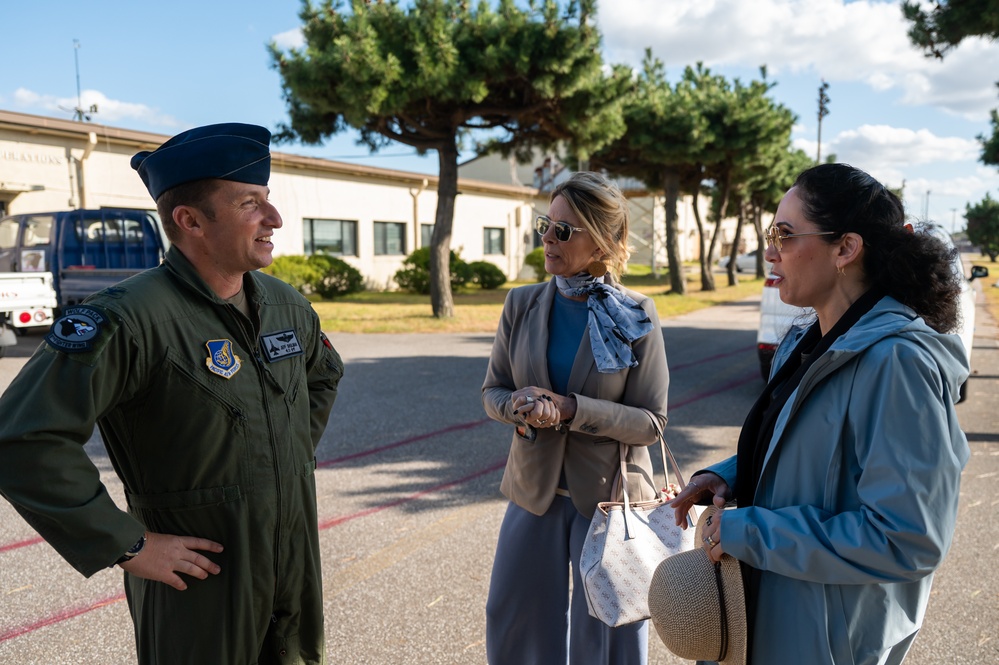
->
xmin=131 ymin=123 xmax=271 ymax=201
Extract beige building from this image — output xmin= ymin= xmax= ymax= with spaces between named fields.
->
xmin=458 ymin=151 xmax=759 ymax=274
xmin=0 ymin=110 xmax=545 ymax=289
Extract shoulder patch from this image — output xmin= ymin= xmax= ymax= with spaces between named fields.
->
xmin=45 ymin=306 xmax=109 ymax=353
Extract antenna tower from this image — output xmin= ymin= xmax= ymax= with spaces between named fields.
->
xmin=72 ymin=40 xmax=98 ymax=122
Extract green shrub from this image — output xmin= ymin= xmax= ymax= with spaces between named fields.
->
xmin=468 ymin=261 xmax=507 ymax=289
xmin=308 ymin=254 xmax=364 ymax=298
xmin=263 ymin=255 xmax=319 ymax=294
xmin=524 ymin=247 xmax=547 ymax=282
xmin=394 ymin=247 xmax=471 ymax=294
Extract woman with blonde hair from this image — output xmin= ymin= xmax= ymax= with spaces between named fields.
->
xmin=482 ymin=171 xmax=670 ymax=664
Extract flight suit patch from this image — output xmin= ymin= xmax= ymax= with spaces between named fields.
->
xmin=46 ymin=306 xmax=107 ymax=353
xmin=205 ymin=339 xmax=241 ymax=379
xmin=259 ymin=329 xmax=304 ymax=362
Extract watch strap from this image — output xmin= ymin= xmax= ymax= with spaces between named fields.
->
xmin=114 ymin=534 xmax=146 ymax=566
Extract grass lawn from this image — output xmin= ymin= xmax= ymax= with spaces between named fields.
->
xmin=310 ymin=264 xmax=767 ymax=334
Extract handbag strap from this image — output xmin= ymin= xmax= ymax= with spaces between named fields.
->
xmin=616 ymin=409 xmax=689 ymax=502
xmin=616 ymin=409 xmax=696 ymax=534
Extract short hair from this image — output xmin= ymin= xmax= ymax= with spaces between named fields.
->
xmin=550 ymin=172 xmax=631 ymax=278
xmin=155 ymin=179 xmax=222 ymax=242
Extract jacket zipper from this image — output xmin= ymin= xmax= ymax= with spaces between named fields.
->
xmin=229 ymin=300 xmax=284 ymax=591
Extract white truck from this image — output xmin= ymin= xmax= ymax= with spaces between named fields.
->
xmin=0 ymin=272 xmax=57 ymax=357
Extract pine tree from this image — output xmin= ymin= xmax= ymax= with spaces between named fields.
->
xmin=588 ymin=50 xmax=707 ymax=295
xmin=271 ymin=0 xmax=627 ymax=317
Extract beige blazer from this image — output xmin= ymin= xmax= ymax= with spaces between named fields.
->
xmin=481 ymin=278 xmax=670 ymax=519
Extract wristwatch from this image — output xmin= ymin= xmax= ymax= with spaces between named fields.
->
xmin=114 ymin=535 xmax=146 ymax=566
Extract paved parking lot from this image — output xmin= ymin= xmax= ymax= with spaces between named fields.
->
xmin=1 ymin=289 xmax=996 ymax=663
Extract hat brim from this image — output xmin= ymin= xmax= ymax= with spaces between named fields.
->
xmin=648 ymin=506 xmax=748 ymax=665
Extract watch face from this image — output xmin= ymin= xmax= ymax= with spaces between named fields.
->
xmin=127 ymin=535 xmax=146 ymax=556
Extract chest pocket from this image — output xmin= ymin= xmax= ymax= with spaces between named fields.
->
xmin=120 ymin=347 xmax=254 ymax=495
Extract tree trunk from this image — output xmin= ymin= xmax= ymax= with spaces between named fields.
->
xmin=691 ymin=186 xmax=714 ymax=292
xmin=753 ymin=202 xmax=766 ymax=278
xmin=703 ymin=171 xmax=732 ymax=292
xmin=430 ymin=141 xmax=459 ymax=319
xmin=663 ymin=171 xmax=686 ymax=295
xmin=726 ymin=199 xmax=745 ymax=287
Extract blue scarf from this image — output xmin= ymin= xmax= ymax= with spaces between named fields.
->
xmin=555 ymin=272 xmax=655 ymax=373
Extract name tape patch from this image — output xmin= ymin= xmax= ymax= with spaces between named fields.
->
xmin=260 ymin=329 xmax=304 ymax=362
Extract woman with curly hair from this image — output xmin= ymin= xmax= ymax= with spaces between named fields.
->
xmin=668 ymin=163 xmax=970 ymax=665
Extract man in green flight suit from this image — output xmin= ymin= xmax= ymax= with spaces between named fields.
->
xmin=0 ymin=123 xmax=344 ymax=664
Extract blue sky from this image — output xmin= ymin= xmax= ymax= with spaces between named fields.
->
xmin=3 ymin=0 xmax=998 ymax=232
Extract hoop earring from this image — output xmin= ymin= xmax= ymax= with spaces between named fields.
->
xmin=587 ymin=261 xmax=608 ymax=278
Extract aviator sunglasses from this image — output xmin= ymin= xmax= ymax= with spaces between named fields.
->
xmin=765 ymin=223 xmax=836 ymax=252
xmin=536 ymin=215 xmax=586 ymax=242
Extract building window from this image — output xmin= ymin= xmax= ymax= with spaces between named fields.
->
xmin=420 ymin=223 xmax=434 ymax=249
xmin=374 ymin=221 xmax=406 ymax=256
xmin=484 ymin=227 xmax=505 ymax=255
xmin=304 ymin=218 xmax=357 ymax=256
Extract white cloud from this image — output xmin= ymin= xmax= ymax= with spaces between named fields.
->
xmin=829 ymin=124 xmax=981 ymax=167
xmin=598 ymin=0 xmax=999 ymax=120
xmin=272 ymin=28 xmax=305 ymax=51
xmin=791 ymin=123 xmax=990 ymax=203
xmin=12 ymin=87 xmax=180 ymax=128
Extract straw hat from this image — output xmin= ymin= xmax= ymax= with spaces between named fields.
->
xmin=647 ymin=505 xmax=747 ymax=665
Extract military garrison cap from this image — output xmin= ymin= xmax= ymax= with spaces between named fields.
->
xmin=131 ymin=123 xmax=271 ymax=201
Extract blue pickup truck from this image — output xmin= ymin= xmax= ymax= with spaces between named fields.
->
xmin=0 ymin=208 xmax=168 ymax=355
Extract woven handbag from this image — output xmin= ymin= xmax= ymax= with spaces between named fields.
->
xmin=579 ymin=413 xmax=698 ymax=627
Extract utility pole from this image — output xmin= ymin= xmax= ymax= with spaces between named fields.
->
xmin=924 ymin=190 xmax=931 ymax=221
xmin=816 ymin=79 xmax=830 ymax=163
xmin=72 ymin=39 xmax=97 ymax=122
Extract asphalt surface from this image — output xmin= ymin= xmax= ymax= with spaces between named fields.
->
xmin=0 ymin=279 xmax=996 ymax=664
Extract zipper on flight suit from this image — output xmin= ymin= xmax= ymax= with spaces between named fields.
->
xmin=252 ymin=349 xmax=285 ymax=583
xmin=227 ymin=299 xmax=286 ymax=586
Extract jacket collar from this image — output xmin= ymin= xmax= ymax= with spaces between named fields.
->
xmin=773 ymin=296 xmax=964 ymax=379
xmin=163 ymin=246 xmax=266 ymax=305
xmin=761 ymin=295 xmax=968 ymax=483
xmin=526 ymin=279 xmax=556 ymax=388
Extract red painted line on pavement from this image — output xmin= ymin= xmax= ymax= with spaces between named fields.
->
xmin=317 ymin=418 xmax=493 ymax=468
xmin=669 ymin=346 xmax=756 ymax=372
xmin=0 ymin=593 xmax=125 ymax=644
xmin=0 ymin=374 xmax=756 ymax=640
xmin=318 ymin=459 xmax=507 ymax=530
xmin=0 ymin=419 xmax=495 ymax=556
xmin=0 ymin=460 xmax=509 ymax=644
xmin=670 ymin=370 xmax=759 ymax=410
xmin=0 ymin=535 xmax=44 ymax=553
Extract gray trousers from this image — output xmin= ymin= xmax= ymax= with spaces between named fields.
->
xmin=485 ymin=497 xmax=648 ymax=665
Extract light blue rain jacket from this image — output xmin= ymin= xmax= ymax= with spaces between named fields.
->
xmin=706 ymin=296 xmax=970 ymax=665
